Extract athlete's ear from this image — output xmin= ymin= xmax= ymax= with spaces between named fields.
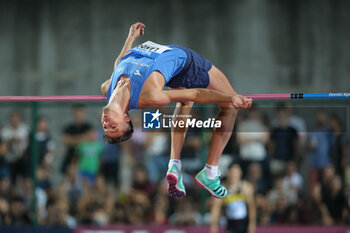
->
xmin=123 ymin=113 xmax=131 ymax=122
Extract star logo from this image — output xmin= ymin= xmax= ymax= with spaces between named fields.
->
xmin=150 ymin=109 xmax=161 ymax=122
xmin=143 ymin=109 xmax=162 ymax=129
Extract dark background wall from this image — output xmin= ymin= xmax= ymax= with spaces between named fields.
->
xmin=1 ymin=0 xmax=350 ymax=96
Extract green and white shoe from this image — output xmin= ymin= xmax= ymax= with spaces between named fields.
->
xmin=166 ymin=164 xmax=186 ymax=198
xmin=195 ymin=168 xmax=227 ymax=199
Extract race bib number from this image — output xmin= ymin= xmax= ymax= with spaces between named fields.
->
xmin=131 ymin=41 xmax=172 ymax=59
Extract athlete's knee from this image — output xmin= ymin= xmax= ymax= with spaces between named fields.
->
xmin=176 ymin=101 xmax=194 ymax=108
xmin=182 ymin=101 xmax=194 ymax=108
xmin=213 ymin=127 xmax=233 ymax=140
xmin=218 ymin=103 xmax=238 ymax=115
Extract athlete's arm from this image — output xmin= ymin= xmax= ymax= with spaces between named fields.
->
xmin=210 ymin=198 xmax=223 ymax=233
xmin=114 ymin=22 xmax=145 ymax=68
xmin=141 ymin=89 xmax=252 ymax=109
xmin=101 ymin=22 xmax=145 ymax=96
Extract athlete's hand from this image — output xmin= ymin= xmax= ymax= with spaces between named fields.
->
xmin=232 ymin=95 xmax=253 ymax=109
xmin=128 ymin=22 xmax=145 ymax=40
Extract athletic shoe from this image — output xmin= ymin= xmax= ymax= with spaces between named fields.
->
xmin=195 ymin=168 xmax=227 ymax=199
xmin=166 ymin=164 xmax=186 ymax=198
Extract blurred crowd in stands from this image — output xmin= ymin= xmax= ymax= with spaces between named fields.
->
xmin=0 ymin=103 xmax=349 ymax=228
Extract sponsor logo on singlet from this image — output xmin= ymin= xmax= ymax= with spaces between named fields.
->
xmin=131 ymin=41 xmax=172 ymax=59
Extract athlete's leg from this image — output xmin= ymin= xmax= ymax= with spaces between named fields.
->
xmin=166 ymin=100 xmax=193 ymax=198
xmin=206 ymin=65 xmax=238 ymax=165
xmin=170 ymin=101 xmax=194 ymax=159
xmin=195 ymin=65 xmax=238 ymax=198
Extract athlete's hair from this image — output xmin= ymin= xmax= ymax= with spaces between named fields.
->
xmin=103 ymin=120 xmax=134 ymax=144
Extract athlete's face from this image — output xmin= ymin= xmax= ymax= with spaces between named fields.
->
xmin=101 ymin=106 xmax=129 ymax=138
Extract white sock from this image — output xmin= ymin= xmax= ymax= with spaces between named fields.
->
xmin=205 ymin=164 xmax=218 ymax=179
xmin=168 ymin=159 xmax=182 ymax=170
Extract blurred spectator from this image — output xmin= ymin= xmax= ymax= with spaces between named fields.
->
xmin=269 ymin=105 xmax=298 ymax=175
xmin=0 ymin=129 xmax=9 ymax=178
xmin=307 ymin=110 xmax=335 ymax=189
xmin=76 ymin=128 xmax=103 ymax=184
xmin=110 ymin=202 xmax=129 ymax=224
xmin=153 ymin=181 xmax=169 ymax=225
xmin=246 ymin=162 xmax=269 ymax=195
xmin=268 ymin=176 xmax=298 ymax=206
xmin=15 ymin=177 xmax=47 ymax=222
xmin=255 ymin=194 xmax=270 ymax=226
xmin=0 ymin=177 xmax=11 ymax=199
xmin=25 ymin=116 xmax=55 ymax=178
xmin=168 ymin=199 xmax=201 ymax=226
xmin=329 ymin=114 xmax=347 ymax=180
xmin=61 ymin=164 xmax=84 ymax=216
xmin=211 ymin=162 xmax=256 ymax=233
xmin=313 ymin=175 xmax=347 ymax=225
xmin=1 ymin=111 xmax=29 ymax=183
xmin=26 ymin=116 xmax=55 ymax=167
xmin=115 ymin=167 xmax=155 ymax=225
xmin=345 ymin=131 xmax=350 ymax=188
xmin=45 ymin=197 xmax=76 ymax=228
xmin=271 ymin=103 xmax=307 ymax=143
xmin=37 ymin=165 xmax=52 ymax=194
xmin=98 ymin=126 xmax=121 ymax=186
xmin=8 ymin=195 xmax=31 ymax=226
xmin=61 ymin=104 xmax=93 ymax=173
xmin=246 ymin=163 xmax=271 ymax=226
xmin=282 ymin=161 xmax=303 ymax=194
xmin=267 ymin=176 xmax=298 ymax=224
xmin=0 ymin=197 xmax=10 ymax=225
xmin=146 ymin=132 xmax=169 ymax=184
xmin=132 ymin=166 xmax=155 ymax=200
xmin=236 ymin=105 xmax=269 ymax=177
xmin=125 ymin=190 xmax=152 ymax=225
xmin=16 ymin=177 xmax=34 ymax=211
xmin=312 ymin=164 xmax=335 ymax=196
xmin=77 ymin=175 xmax=114 ymax=226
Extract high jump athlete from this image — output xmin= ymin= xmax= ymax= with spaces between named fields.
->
xmin=100 ymin=22 xmax=252 ymax=199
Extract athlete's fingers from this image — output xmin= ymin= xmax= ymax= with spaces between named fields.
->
xmin=242 ymin=97 xmax=249 ymax=109
xmin=137 ymin=23 xmax=145 ymax=29
xmin=248 ymin=99 xmax=253 ymax=108
xmin=239 ymin=96 xmax=247 ymax=108
xmin=133 ymin=22 xmax=143 ymax=30
xmin=243 ymin=98 xmax=249 ymax=108
xmin=243 ymin=97 xmax=252 ymax=109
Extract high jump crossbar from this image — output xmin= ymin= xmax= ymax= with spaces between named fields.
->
xmin=0 ymin=93 xmax=349 ymax=102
